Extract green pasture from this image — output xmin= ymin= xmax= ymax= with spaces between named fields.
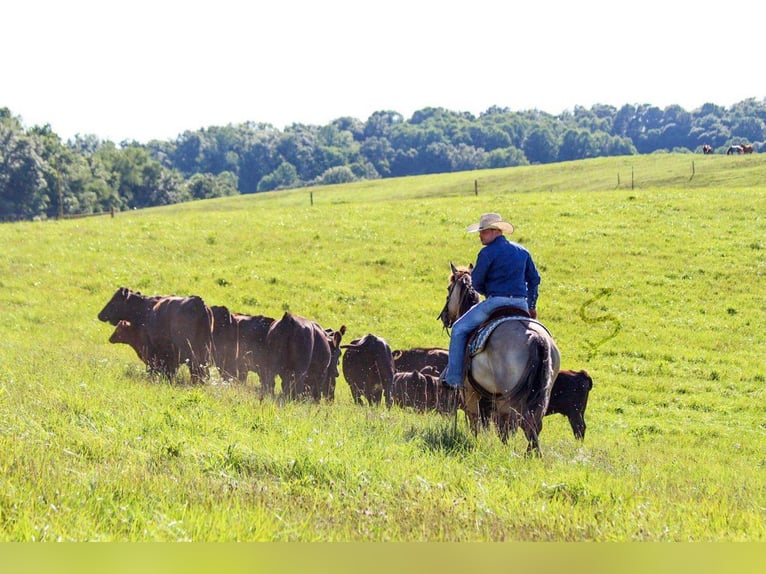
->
xmin=0 ymin=153 xmax=764 ymax=541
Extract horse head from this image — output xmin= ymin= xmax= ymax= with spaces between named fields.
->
xmin=438 ymin=262 xmax=479 ymax=329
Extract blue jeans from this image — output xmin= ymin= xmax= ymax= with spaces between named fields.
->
xmin=443 ymin=296 xmax=529 ymax=387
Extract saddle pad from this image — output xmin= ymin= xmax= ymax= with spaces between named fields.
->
xmin=468 ymin=316 xmax=550 ymax=357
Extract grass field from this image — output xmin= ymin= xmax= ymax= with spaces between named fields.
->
xmin=0 ymin=153 xmax=764 ymax=541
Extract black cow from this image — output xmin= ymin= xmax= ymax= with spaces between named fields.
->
xmin=263 ymin=312 xmax=345 ymax=401
xmin=322 ymin=325 xmax=347 ymax=401
xmin=98 ymin=287 xmax=213 ymax=383
xmin=479 ymin=368 xmax=594 ymax=440
xmin=546 ymin=369 xmax=594 ymax=440
xmin=210 ymin=305 xmax=275 ymax=383
xmin=341 ymin=334 xmax=395 ymax=407
xmin=391 ymin=369 xmax=451 ymax=414
xmin=235 ymin=312 xmax=276 ymax=384
xmin=392 ymin=347 xmax=449 ymax=376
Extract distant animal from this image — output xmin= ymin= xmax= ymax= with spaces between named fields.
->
xmin=727 ymin=145 xmax=743 ymax=155
xmin=390 ymin=369 xmax=451 ymax=414
xmin=323 ymin=325 xmax=347 ymax=401
xmin=439 ymin=264 xmax=560 ymax=454
xmin=702 ymin=144 xmax=713 ymax=154
xmin=741 ymin=143 xmax=754 ymax=154
xmin=98 ymin=287 xmax=213 ymax=383
xmin=235 ymin=312 xmax=276 ymax=383
xmin=262 ymin=312 xmax=346 ymax=401
xmin=210 ymin=305 xmax=274 ymax=383
xmin=392 ymin=347 xmax=449 ymax=376
xmin=341 ymin=333 xmax=396 ymax=407
xmin=210 ymin=305 xmax=242 ymax=381
xmin=545 ymin=369 xmax=594 ymax=440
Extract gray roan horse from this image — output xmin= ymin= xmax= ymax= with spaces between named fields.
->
xmin=439 ymin=263 xmax=561 ymax=454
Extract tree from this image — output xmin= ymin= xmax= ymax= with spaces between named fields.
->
xmin=731 ymin=117 xmax=764 ymax=142
xmin=256 ymin=162 xmax=298 ymax=192
xmin=363 ymin=111 xmax=403 ymax=139
xmin=0 ymin=117 xmax=49 ymax=219
xmin=360 ymin=137 xmax=394 ymax=177
xmin=186 ymin=172 xmax=239 ymax=200
xmin=468 ymin=124 xmax=511 ymax=151
xmin=524 ymin=127 xmax=558 ymax=164
xmin=316 ymin=166 xmax=356 ymax=185
xmin=482 ymin=147 xmax=528 ymax=169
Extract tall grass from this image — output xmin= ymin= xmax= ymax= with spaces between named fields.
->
xmin=0 ymin=153 xmax=764 ymax=540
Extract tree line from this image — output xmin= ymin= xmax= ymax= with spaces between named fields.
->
xmin=2 ymin=98 xmax=765 ymax=220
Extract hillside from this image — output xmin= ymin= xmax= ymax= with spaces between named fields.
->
xmin=0 ymin=154 xmax=764 ymax=542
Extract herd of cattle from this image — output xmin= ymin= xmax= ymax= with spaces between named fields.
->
xmin=98 ymin=287 xmax=593 ymax=440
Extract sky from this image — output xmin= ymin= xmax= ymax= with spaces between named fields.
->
xmin=4 ymin=0 xmax=763 ymax=143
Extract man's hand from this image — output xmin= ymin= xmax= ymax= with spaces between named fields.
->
xmin=529 ymin=308 xmax=538 ymax=319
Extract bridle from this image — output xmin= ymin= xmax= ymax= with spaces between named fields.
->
xmin=438 ymin=267 xmax=479 ymax=332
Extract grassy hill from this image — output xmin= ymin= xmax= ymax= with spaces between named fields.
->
xmin=0 ymin=152 xmax=764 ymax=542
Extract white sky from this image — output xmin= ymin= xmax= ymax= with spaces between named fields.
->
xmin=4 ymin=0 xmax=763 ymax=143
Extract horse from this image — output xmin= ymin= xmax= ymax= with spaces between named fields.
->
xmin=438 ymin=263 xmax=561 ymax=454
xmin=702 ymin=144 xmax=713 ymax=155
xmin=727 ymin=145 xmax=743 ymax=155
xmin=741 ymin=143 xmax=754 ymax=154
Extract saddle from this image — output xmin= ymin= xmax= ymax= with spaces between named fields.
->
xmin=466 ymin=306 xmax=530 ymax=357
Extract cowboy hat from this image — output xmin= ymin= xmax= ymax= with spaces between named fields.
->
xmin=466 ymin=213 xmax=514 ymax=234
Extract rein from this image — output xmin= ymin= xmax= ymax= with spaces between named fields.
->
xmin=438 ymin=270 xmax=479 ymax=333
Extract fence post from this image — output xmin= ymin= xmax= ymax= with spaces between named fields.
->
xmin=310 ymin=192 xmax=314 ymax=206
xmin=474 ymin=180 xmax=478 ymax=196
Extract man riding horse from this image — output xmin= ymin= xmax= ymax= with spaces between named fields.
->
xmin=440 ymin=213 xmax=541 ymax=388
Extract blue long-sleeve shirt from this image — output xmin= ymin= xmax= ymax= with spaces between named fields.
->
xmin=472 ymin=235 xmax=541 ymax=309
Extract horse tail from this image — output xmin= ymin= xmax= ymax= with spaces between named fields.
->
xmin=511 ymin=331 xmax=554 ymax=415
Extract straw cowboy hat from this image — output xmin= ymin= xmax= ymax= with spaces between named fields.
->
xmin=466 ymin=213 xmax=514 ymax=234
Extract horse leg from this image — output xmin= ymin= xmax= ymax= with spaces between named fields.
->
xmin=521 ymin=410 xmax=543 ymax=456
xmin=478 ymin=397 xmax=492 ymax=430
xmin=463 ymin=388 xmax=484 ymax=436
xmin=494 ymin=412 xmax=513 ymax=444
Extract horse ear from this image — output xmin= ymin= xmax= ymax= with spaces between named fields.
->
xmin=468 ymin=263 xmax=474 ymax=271
xmin=450 ymin=262 xmax=457 ymax=274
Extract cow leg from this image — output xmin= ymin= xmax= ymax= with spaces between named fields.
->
xmin=259 ymin=370 xmax=276 ymax=397
xmin=569 ymin=413 xmax=586 ymax=440
xmin=370 ymin=384 xmax=383 ymax=406
xmin=189 ymin=361 xmax=209 ymax=384
xmin=350 ymin=385 xmax=364 ymax=405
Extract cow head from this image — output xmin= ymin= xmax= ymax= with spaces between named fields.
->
xmin=326 ymin=325 xmax=347 ymax=378
xmin=98 ymin=287 xmax=145 ymax=325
